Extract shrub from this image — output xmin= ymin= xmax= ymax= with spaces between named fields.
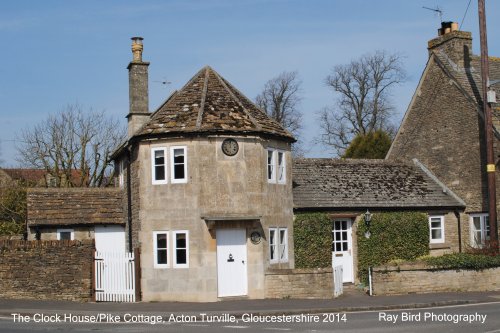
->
xmin=423 ymin=253 xmax=500 ymax=270
xmin=294 ymin=213 xmax=332 ymax=268
xmin=357 ymin=211 xmax=429 ymax=283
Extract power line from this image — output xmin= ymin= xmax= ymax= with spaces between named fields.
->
xmin=459 ymin=0 xmax=472 ymax=29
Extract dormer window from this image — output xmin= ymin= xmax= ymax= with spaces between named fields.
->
xmin=171 ymin=147 xmax=187 ymax=183
xmin=152 ymin=148 xmax=167 ymax=185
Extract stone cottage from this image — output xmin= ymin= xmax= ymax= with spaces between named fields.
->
xmin=387 ymin=21 xmax=500 ymax=250
xmin=109 ymin=37 xmax=296 ymax=302
xmin=292 ymin=158 xmax=465 ymax=283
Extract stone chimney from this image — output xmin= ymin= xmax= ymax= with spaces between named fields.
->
xmin=427 ymin=22 xmax=472 ymax=65
xmin=127 ymin=37 xmax=150 ymax=138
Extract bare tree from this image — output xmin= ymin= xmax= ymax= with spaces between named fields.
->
xmin=318 ymin=51 xmax=406 ymax=155
xmin=256 ymin=71 xmax=304 ymax=156
xmin=256 ymin=71 xmax=303 ymax=135
xmin=16 ymin=104 xmax=126 ymax=187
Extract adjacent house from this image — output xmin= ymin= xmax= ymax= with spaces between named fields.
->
xmin=387 ymin=21 xmax=500 ymax=249
xmin=292 ymin=158 xmax=465 ymax=283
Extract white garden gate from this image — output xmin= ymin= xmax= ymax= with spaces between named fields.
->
xmin=333 ymin=264 xmax=343 ymax=297
xmin=95 ymin=251 xmax=136 ymax=302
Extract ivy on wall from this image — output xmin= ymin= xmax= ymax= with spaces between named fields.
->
xmin=294 ymin=213 xmax=332 ymax=268
xmin=357 ymin=211 xmax=429 ymax=283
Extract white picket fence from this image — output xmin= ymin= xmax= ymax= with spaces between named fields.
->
xmin=333 ymin=264 xmax=343 ymax=297
xmin=95 ymin=251 xmax=136 ymax=302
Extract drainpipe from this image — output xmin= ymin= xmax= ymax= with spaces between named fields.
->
xmin=455 ymin=210 xmax=462 ymax=253
xmin=126 ymin=147 xmax=133 ymax=252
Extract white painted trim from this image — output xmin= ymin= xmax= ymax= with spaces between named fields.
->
xmin=151 ymin=147 xmax=168 ymax=185
xmin=57 ymin=228 xmax=74 ymax=240
xmin=170 ymin=146 xmax=188 ymax=184
xmin=153 ymin=231 xmax=169 ymax=268
xmin=429 ymin=215 xmax=445 ymax=244
xmin=173 ymin=230 xmax=189 ymax=268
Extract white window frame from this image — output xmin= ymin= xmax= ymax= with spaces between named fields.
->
xmin=118 ymin=159 xmax=125 ymax=188
xmin=151 ymin=148 xmax=168 ymax=185
xmin=429 ymin=215 xmax=445 ymax=244
xmin=267 ymin=149 xmax=276 ymax=183
xmin=173 ymin=230 xmax=189 ymax=268
xmin=277 ymin=150 xmax=286 ymax=184
xmin=57 ymin=229 xmax=74 ymax=240
xmin=269 ymin=227 xmax=288 ymax=264
xmin=170 ymin=146 xmax=188 ymax=184
xmin=153 ymin=231 xmax=169 ymax=268
xmin=470 ymin=213 xmax=490 ymax=248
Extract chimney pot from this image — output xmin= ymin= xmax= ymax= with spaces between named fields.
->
xmin=131 ymin=37 xmax=144 ymax=62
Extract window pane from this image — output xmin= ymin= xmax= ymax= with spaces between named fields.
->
xmin=176 ymin=233 xmax=186 ymax=248
xmin=279 ymin=229 xmax=286 ymax=245
xmin=342 ymin=220 xmax=347 ymax=229
xmin=174 ymin=164 xmax=185 ymax=179
xmin=157 ymin=250 xmax=167 ymax=264
xmin=60 ymin=232 xmax=71 ymax=240
xmin=176 ymin=249 xmax=187 ymax=264
xmin=173 ymin=149 xmax=184 ymax=163
xmin=279 ymin=244 xmax=286 ymax=260
xmin=342 ymin=231 xmax=347 ymax=241
xmin=155 ymin=150 xmax=165 ymax=164
xmin=267 ymin=150 xmax=274 ymax=180
xmin=269 ymin=229 xmax=276 ymax=245
xmin=431 ymin=229 xmax=442 ymax=240
xmin=335 ymin=231 xmax=341 ymax=241
xmin=342 ymin=242 xmax=348 ymax=251
xmin=157 ymin=234 xmax=167 ymax=249
xmin=277 ymin=152 xmax=284 ymax=181
xmin=431 ymin=221 xmax=441 ymax=228
xmin=336 ymin=242 xmax=341 ymax=252
xmin=270 ymin=245 xmax=276 ymax=260
xmin=334 ymin=220 xmax=340 ymax=230
xmin=473 ymin=217 xmax=481 ymax=231
xmin=155 ymin=166 xmax=165 ymax=180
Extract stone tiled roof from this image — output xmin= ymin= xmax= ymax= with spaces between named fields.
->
xmin=135 ymin=66 xmax=295 ymax=141
xmin=292 ymin=158 xmax=465 ymax=210
xmin=432 ymin=51 xmax=500 ymax=134
xmin=27 ymin=188 xmax=125 ymax=226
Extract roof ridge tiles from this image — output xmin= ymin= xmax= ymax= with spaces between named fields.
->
xmin=195 ymin=67 xmax=210 ymax=129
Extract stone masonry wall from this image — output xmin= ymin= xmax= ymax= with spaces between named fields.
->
xmin=372 ymin=263 xmax=500 ymax=295
xmin=0 ymin=240 xmax=94 ymax=301
xmin=265 ymin=268 xmax=333 ymax=299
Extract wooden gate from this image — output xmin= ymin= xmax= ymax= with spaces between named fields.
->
xmin=95 ymin=251 xmax=136 ymax=302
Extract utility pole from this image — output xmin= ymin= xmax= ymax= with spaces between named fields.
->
xmin=478 ymin=0 xmax=498 ymax=251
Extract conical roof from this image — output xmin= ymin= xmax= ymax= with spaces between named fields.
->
xmin=135 ymin=66 xmax=295 ymax=142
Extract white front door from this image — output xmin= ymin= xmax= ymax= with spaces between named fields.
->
xmin=332 ymin=219 xmax=353 ymax=283
xmin=95 ymin=225 xmax=126 ymax=253
xmin=216 ymin=229 xmax=248 ymax=297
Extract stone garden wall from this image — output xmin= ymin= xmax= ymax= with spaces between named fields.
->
xmin=0 ymin=240 xmax=94 ymax=301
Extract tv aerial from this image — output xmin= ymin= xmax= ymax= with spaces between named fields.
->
xmin=153 ymin=77 xmax=172 ymax=87
xmin=423 ymin=6 xmax=443 ymax=22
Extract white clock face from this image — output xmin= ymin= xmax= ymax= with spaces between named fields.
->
xmin=222 ymin=138 xmax=239 ymax=156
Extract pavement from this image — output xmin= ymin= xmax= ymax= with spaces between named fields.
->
xmin=1 ymin=288 xmax=499 ymax=319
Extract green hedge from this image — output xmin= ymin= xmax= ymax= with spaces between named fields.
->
xmin=357 ymin=211 xmax=429 ymax=283
xmin=294 ymin=213 xmax=332 ymax=268
xmin=423 ymin=253 xmax=500 ymax=270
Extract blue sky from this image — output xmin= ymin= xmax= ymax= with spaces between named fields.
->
xmin=1 ymin=0 xmax=499 ymax=166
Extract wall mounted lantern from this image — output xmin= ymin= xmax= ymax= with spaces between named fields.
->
xmin=364 ymin=209 xmax=372 ymax=239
